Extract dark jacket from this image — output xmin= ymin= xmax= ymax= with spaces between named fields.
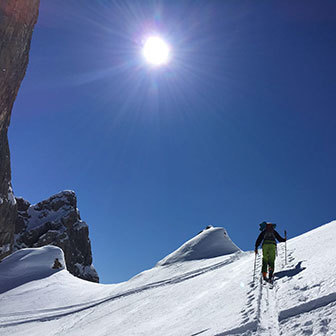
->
xmin=255 ymin=229 xmax=286 ymax=249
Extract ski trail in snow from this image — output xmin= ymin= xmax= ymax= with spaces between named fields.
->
xmin=0 ymin=252 xmax=244 ymax=327
xmin=215 ymin=252 xmax=264 ymax=335
xmin=255 ymin=251 xmax=282 ymax=336
xmin=256 ymin=280 xmax=280 ymax=335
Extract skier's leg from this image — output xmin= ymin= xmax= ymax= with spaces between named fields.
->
xmin=268 ymin=244 xmax=276 ymax=279
xmin=261 ymin=245 xmax=268 ymax=279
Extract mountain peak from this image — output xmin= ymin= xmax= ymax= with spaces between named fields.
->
xmin=157 ymin=226 xmax=241 ymax=266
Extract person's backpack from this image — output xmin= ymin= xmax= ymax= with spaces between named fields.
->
xmin=259 ymin=222 xmax=277 ymax=246
xmin=264 ymin=229 xmax=276 ymax=241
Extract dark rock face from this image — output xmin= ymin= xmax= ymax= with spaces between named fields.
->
xmin=14 ymin=191 xmax=99 ymax=282
xmin=0 ymin=1 xmax=99 ymax=284
xmin=0 ymin=0 xmax=40 ymax=259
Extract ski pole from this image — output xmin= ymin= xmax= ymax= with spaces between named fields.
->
xmin=284 ymin=230 xmax=287 ymax=265
xmin=253 ymin=250 xmax=257 ymax=285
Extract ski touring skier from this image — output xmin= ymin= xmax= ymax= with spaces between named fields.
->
xmin=255 ymin=222 xmax=286 ymax=283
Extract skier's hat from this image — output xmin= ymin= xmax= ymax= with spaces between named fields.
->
xmin=259 ymin=221 xmax=276 ymax=231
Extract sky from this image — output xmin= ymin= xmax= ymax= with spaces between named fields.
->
xmin=9 ymin=0 xmax=336 ymax=284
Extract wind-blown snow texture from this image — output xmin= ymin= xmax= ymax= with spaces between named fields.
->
xmin=0 ymin=222 xmax=336 ymax=336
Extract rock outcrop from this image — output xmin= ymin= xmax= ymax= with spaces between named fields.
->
xmin=14 ymin=191 xmax=99 ymax=282
xmin=0 ymin=0 xmax=40 ymax=259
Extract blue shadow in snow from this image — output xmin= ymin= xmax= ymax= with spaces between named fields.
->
xmin=275 ymin=261 xmax=306 ymax=280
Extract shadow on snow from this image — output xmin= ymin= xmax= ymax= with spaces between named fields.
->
xmin=275 ymin=261 xmax=306 ymax=280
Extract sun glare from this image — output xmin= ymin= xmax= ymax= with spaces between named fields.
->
xmin=142 ymin=36 xmax=171 ymax=66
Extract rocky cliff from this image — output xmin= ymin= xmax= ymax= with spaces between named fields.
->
xmin=0 ymin=0 xmax=40 ymax=259
xmin=14 ymin=191 xmax=99 ymax=282
xmin=0 ymin=1 xmax=100 ymax=283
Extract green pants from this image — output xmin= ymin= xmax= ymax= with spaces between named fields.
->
xmin=262 ymin=243 xmax=276 ymax=273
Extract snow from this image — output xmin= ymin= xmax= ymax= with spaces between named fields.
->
xmin=13 ymin=234 xmax=26 ymax=250
xmin=1 ymin=183 xmax=16 ymax=205
xmin=0 ymin=246 xmax=66 ymax=294
xmin=74 ymin=263 xmax=99 ymax=280
xmin=26 ymin=203 xmax=67 ymax=231
xmin=73 ymin=221 xmax=88 ymax=231
xmin=0 ymin=243 xmax=10 ymax=255
xmin=16 ymin=191 xmax=83 ymax=234
xmin=157 ymin=226 xmax=241 ymax=265
xmin=0 ymin=221 xmax=336 ymax=336
xmin=7 ymin=184 xmax=16 ymax=205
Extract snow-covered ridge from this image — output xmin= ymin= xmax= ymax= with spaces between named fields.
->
xmin=157 ymin=226 xmax=241 ymax=266
xmin=0 ymin=246 xmax=65 ymax=294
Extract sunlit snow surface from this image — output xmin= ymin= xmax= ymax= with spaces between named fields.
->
xmin=1 ymin=223 xmax=336 ymax=335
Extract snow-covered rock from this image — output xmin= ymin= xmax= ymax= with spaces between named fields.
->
xmin=157 ymin=226 xmax=241 ymax=266
xmin=14 ymin=191 xmax=99 ymax=283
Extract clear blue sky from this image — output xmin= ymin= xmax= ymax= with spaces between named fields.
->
xmin=9 ymin=0 xmax=336 ymax=283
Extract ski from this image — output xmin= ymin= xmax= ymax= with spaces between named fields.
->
xmin=268 ymin=276 xmax=276 ymax=289
xmin=261 ymin=277 xmax=269 ymax=286
xmin=261 ymin=276 xmax=274 ymax=288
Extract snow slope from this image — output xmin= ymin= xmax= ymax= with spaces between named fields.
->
xmin=0 ymin=222 xmax=336 ymax=335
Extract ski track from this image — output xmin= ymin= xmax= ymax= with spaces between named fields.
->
xmin=215 ymin=251 xmax=264 ymax=336
xmin=256 ymin=280 xmax=280 ymax=336
xmin=0 ymin=252 xmax=243 ymax=327
xmin=215 ymin=321 xmax=258 ymax=336
xmin=254 ymin=246 xmax=283 ymax=336
xmin=3 ymin=245 xmax=335 ymax=335
xmin=279 ymin=292 xmax=336 ymax=322
xmin=227 ymin=245 xmax=286 ymax=336
xmin=254 ymin=245 xmax=336 ymax=336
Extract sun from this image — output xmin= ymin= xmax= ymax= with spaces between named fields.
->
xmin=142 ymin=36 xmax=171 ymax=66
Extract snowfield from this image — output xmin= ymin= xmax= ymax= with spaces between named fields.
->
xmin=0 ymin=222 xmax=336 ymax=335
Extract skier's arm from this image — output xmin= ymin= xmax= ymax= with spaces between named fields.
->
xmin=274 ymin=230 xmax=286 ymax=243
xmin=255 ymin=231 xmax=265 ymax=249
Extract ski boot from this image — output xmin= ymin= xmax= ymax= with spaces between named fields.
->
xmin=262 ymin=272 xmax=268 ymax=282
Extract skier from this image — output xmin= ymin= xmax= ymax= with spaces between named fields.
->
xmin=255 ymin=222 xmax=286 ymax=282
